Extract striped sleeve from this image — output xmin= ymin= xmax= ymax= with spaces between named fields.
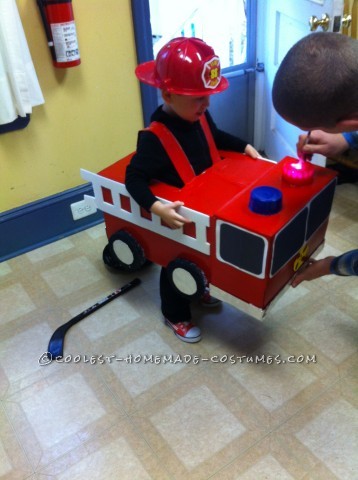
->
xmin=330 ymin=249 xmax=358 ymax=276
xmin=342 ymin=131 xmax=358 ymax=150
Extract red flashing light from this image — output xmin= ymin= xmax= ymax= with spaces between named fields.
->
xmin=282 ymin=159 xmax=315 ymax=186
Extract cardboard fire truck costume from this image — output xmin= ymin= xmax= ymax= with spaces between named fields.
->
xmin=81 ymin=38 xmax=337 ymax=318
xmin=81 ymin=145 xmax=336 ymax=318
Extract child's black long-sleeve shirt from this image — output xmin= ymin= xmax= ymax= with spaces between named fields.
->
xmin=125 ymin=106 xmax=248 ymax=210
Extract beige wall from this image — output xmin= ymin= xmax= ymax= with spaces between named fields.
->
xmin=0 ymin=0 xmax=143 ymax=212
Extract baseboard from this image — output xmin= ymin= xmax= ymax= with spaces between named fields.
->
xmin=0 ymin=184 xmax=104 ymax=262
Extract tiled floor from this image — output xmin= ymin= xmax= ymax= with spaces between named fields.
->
xmin=0 ymin=183 xmax=357 ymax=480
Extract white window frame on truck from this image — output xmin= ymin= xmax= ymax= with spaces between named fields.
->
xmin=81 ymin=169 xmax=211 ymax=255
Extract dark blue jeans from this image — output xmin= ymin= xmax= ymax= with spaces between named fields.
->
xmin=160 ymin=267 xmax=191 ymax=322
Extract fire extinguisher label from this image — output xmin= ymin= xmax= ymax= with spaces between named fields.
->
xmin=51 ymin=21 xmax=80 ymax=63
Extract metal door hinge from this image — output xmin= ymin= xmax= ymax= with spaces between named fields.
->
xmin=245 ymin=62 xmax=265 ymax=75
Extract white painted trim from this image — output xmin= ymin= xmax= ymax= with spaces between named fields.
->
xmin=81 ymin=169 xmax=210 ymax=255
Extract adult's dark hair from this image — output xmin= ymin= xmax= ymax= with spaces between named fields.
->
xmin=272 ymin=32 xmax=358 ymax=129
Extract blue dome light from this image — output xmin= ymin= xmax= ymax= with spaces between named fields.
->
xmin=249 ymin=186 xmax=282 ymax=215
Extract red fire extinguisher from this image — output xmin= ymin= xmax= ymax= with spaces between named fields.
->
xmin=37 ymin=0 xmax=81 ymax=68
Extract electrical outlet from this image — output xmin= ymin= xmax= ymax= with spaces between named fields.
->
xmin=70 ymin=197 xmax=97 ymax=220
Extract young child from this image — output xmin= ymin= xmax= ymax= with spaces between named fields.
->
xmin=126 ymin=37 xmax=259 ymax=343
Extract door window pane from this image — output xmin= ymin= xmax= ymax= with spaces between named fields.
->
xmin=149 ymin=0 xmax=248 ymax=68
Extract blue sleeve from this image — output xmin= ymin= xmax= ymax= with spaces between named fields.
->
xmin=342 ymin=131 xmax=358 ymax=150
xmin=330 ymin=249 xmax=358 ymax=276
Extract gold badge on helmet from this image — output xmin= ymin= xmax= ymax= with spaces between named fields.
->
xmin=201 ymin=57 xmax=221 ymax=89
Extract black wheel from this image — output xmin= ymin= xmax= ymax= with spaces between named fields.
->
xmin=166 ymin=258 xmax=207 ymax=300
xmin=107 ymin=231 xmax=146 ymax=272
xmin=103 ymin=244 xmax=119 ymax=269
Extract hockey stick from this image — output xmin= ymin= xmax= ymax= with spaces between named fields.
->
xmin=47 ymin=278 xmax=141 ymax=359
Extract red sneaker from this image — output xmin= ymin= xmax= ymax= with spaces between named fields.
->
xmin=164 ymin=318 xmax=201 ymax=343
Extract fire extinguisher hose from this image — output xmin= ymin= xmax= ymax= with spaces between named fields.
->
xmin=36 ymin=0 xmax=56 ymax=61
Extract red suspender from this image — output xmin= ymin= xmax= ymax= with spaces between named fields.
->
xmin=199 ymin=114 xmax=221 ymax=164
xmin=145 ymin=114 xmax=221 ymax=184
xmin=145 ymin=121 xmax=196 ymax=184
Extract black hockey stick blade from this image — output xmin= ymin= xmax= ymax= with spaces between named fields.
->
xmin=47 ymin=278 xmax=141 ymax=359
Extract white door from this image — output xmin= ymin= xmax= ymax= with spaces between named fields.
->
xmin=256 ymin=0 xmax=345 ymax=162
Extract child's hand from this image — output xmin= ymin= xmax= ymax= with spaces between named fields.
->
xmin=244 ymin=144 xmax=261 ymax=158
xmin=291 ymin=256 xmax=334 ymax=287
xmin=150 ymin=200 xmax=192 ymax=229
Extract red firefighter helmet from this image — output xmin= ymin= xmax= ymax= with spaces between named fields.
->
xmin=135 ymin=37 xmax=229 ymax=96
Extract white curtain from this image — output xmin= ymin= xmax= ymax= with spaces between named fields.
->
xmin=0 ymin=0 xmax=44 ymax=125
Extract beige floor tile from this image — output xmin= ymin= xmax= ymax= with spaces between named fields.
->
xmin=227 ymin=340 xmax=318 ymax=412
xmin=41 ymin=257 xmax=104 ymax=297
xmin=345 ymin=280 xmax=358 ymax=301
xmin=289 ymin=304 xmax=357 ymax=364
xmin=95 ymin=326 xmax=204 ymax=414
xmin=71 ymin=294 xmax=140 ymax=341
xmin=38 ymin=419 xmax=170 ymax=479
xmin=58 ymin=438 xmax=152 ymax=480
xmin=150 ymin=384 xmax=246 ymax=470
xmin=235 ymin=454 xmax=296 ymax=480
xmin=0 ymin=261 xmax=12 ymax=276
xmin=3 ymin=365 xmax=126 ymax=469
xmin=0 ymin=322 xmax=53 ymax=398
xmin=0 ymin=405 xmax=33 ymax=479
xmin=194 ymin=301 xmax=270 ymax=355
xmin=209 ymin=434 xmax=310 ymax=479
xmin=272 ymin=381 xmax=358 ymax=480
xmin=21 ymin=373 xmax=105 ymax=450
xmin=108 ymin=331 xmax=187 ymax=397
xmin=0 ymin=439 xmax=13 ymax=477
xmin=26 ymin=238 xmax=75 ymax=263
xmin=130 ymin=370 xmax=269 ymax=479
xmin=337 ymin=217 xmax=358 ymax=244
xmin=334 ymin=183 xmax=358 ymax=202
xmin=269 ymin=282 xmax=312 ymax=315
xmin=296 ymin=399 xmax=357 ymax=480
xmin=84 ymin=223 xmax=107 ymax=240
xmin=0 ymin=283 xmax=36 ymax=325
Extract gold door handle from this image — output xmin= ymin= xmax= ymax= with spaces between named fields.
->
xmin=341 ymin=14 xmax=352 ymax=28
xmin=309 ymin=13 xmax=330 ymax=31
